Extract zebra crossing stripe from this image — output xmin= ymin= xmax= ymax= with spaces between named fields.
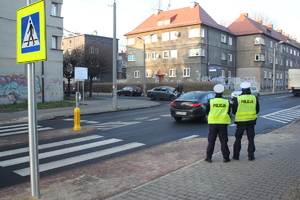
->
xmin=0 ymin=127 xmax=54 ymax=137
xmin=0 ymin=138 xmax=122 ymax=167
xmin=0 ymin=135 xmax=103 ymax=158
xmin=14 ymin=142 xmax=145 ymax=176
xmin=0 ymin=124 xmax=28 ymax=129
xmin=0 ymin=125 xmax=43 ymax=133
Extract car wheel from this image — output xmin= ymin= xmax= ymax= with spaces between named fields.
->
xmin=174 ymin=117 xmax=182 ymax=121
xmin=150 ymin=94 xmax=156 ymax=100
xmin=256 ymin=94 xmax=259 ymax=100
xmin=200 ymin=115 xmax=208 ymax=123
xmin=117 ymin=92 xmax=121 ymax=96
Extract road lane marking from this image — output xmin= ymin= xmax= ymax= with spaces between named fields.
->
xmin=179 ymin=135 xmax=199 ymax=140
xmin=0 ymin=138 xmax=122 ymax=167
xmin=14 ymin=142 xmax=145 ymax=176
xmin=0 ymin=135 xmax=103 ymax=158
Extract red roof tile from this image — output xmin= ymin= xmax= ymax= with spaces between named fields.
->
xmin=124 ymin=4 xmax=230 ymax=36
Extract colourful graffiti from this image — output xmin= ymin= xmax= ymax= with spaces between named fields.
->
xmin=0 ymin=74 xmax=41 ymax=104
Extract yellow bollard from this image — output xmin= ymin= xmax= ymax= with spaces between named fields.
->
xmin=73 ymin=107 xmax=81 ymax=130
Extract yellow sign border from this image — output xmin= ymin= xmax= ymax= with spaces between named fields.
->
xmin=16 ymin=0 xmax=46 ymax=64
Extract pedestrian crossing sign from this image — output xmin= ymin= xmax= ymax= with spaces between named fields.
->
xmin=16 ymin=0 xmax=46 ymax=64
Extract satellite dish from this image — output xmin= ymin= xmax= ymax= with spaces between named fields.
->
xmin=174 ymin=31 xmax=181 ymax=37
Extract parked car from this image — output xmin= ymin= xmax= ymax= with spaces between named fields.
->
xmin=117 ymin=86 xmax=142 ymax=96
xmin=64 ymin=85 xmax=76 ymax=94
xmin=231 ymin=86 xmax=260 ymax=100
xmin=147 ymin=86 xmax=176 ymax=100
xmin=170 ymin=91 xmax=215 ymax=122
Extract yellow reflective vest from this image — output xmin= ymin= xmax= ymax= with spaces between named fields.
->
xmin=235 ymin=95 xmax=257 ymax=122
xmin=207 ymin=98 xmax=231 ymax=124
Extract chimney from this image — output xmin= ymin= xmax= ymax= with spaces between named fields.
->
xmin=92 ymin=30 xmax=97 ymax=35
xmin=240 ymin=13 xmax=248 ymax=17
xmin=292 ymin=38 xmax=297 ymax=41
xmin=154 ymin=9 xmax=162 ymax=15
xmin=284 ymin=34 xmax=290 ymax=38
xmin=266 ymin=24 xmax=273 ymax=29
xmin=276 ymin=30 xmax=283 ymax=34
xmin=190 ymin=1 xmax=199 ymax=8
xmin=256 ymin=20 xmax=262 ymax=24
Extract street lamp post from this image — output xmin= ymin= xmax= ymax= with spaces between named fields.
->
xmin=272 ymin=41 xmax=283 ymax=94
xmin=137 ymin=33 xmax=153 ymax=96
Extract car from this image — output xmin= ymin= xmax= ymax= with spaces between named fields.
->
xmin=231 ymin=86 xmax=260 ymax=100
xmin=64 ymin=85 xmax=76 ymax=94
xmin=147 ymin=86 xmax=176 ymax=100
xmin=170 ymin=91 xmax=215 ymax=122
xmin=117 ymin=86 xmax=142 ymax=96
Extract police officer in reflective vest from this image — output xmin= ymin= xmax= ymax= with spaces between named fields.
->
xmin=232 ymin=82 xmax=260 ymax=161
xmin=205 ymin=84 xmax=231 ymax=163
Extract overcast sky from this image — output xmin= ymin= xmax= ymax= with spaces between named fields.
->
xmin=62 ymin=0 xmax=300 ymax=51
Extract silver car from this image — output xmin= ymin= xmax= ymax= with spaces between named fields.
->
xmin=231 ymin=86 xmax=260 ymax=100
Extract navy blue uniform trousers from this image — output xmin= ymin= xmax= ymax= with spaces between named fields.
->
xmin=233 ymin=124 xmax=256 ymax=159
xmin=206 ymin=124 xmax=230 ymax=159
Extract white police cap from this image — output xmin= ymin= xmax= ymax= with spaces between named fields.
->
xmin=213 ymin=84 xmax=224 ymax=93
xmin=240 ymin=82 xmax=251 ymax=89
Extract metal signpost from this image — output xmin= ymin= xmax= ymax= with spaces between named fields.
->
xmin=16 ymin=0 xmax=46 ymax=198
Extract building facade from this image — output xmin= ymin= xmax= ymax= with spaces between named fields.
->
xmin=0 ymin=0 xmax=64 ymax=104
xmin=124 ymin=2 xmax=300 ymax=91
xmin=61 ymin=33 xmax=116 ymax=83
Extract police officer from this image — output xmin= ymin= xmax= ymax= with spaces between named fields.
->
xmin=173 ymin=84 xmax=183 ymax=96
xmin=205 ymin=84 xmax=231 ymax=163
xmin=232 ymin=82 xmax=260 ymax=161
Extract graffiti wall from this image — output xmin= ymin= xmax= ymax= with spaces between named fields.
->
xmin=0 ymin=74 xmax=41 ymax=104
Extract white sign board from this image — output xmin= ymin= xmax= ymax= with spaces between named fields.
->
xmin=75 ymin=67 xmax=88 ymax=80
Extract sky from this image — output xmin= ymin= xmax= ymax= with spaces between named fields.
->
xmin=62 ymin=0 xmax=300 ymax=51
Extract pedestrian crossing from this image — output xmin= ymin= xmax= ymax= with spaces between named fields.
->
xmin=0 ymin=123 xmax=54 ymax=137
xmin=0 ymin=135 xmax=145 ymax=177
xmin=260 ymin=105 xmax=300 ymax=123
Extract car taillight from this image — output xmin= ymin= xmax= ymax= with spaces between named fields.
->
xmin=189 ymin=103 xmax=202 ymax=108
xmin=133 ymin=89 xmax=137 ymax=92
xmin=170 ymin=102 xmax=177 ymax=107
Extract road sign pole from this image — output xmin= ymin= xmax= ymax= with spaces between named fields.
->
xmin=27 ymin=62 xmax=40 ymax=199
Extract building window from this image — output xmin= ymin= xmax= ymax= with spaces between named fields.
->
xmin=134 ymin=70 xmax=140 ymax=78
xmin=145 ymin=52 xmax=150 ymax=60
xmin=151 ymin=52 xmax=158 ymax=59
xmin=189 ymin=48 xmax=200 ymax=56
xmin=280 ymin=59 xmax=283 ymax=65
xmin=170 ymin=50 xmax=177 ymax=58
xmin=221 ymin=34 xmax=226 ymax=43
xmin=128 ymin=54 xmax=135 ymax=61
xmin=51 ymin=36 xmax=57 ymax=49
xmin=146 ymin=70 xmax=152 ymax=77
xmin=286 ymin=60 xmax=289 ymax=66
xmin=127 ymin=38 xmax=135 ymax=45
xmin=183 ymin=68 xmax=190 ymax=77
xmin=221 ymin=70 xmax=225 ymax=77
xmin=228 ymin=71 xmax=232 ymax=78
xmin=254 ymin=37 xmax=265 ymax=45
xmin=51 ymin=3 xmax=58 ymax=16
xmin=270 ymin=41 xmax=273 ymax=48
xmin=163 ymin=51 xmax=169 ymax=58
xmin=200 ymin=28 xmax=205 ymax=37
xmin=188 ymin=28 xmax=200 ymax=38
xmin=169 ymin=69 xmax=176 ymax=77
xmin=162 ymin=32 xmax=170 ymax=41
xmin=221 ymin=53 xmax=226 ymax=60
xmin=145 ymin=37 xmax=151 ymax=43
xmin=228 ymin=54 xmax=232 ymax=61
xmin=254 ymin=54 xmax=265 ymax=61
xmin=269 ymin=72 xmax=272 ymax=79
xmin=290 ymin=49 xmax=293 ymax=54
xmin=152 ymin=34 xmax=158 ymax=42
xmin=280 ymin=73 xmax=283 ymax=79
xmin=89 ymin=47 xmax=94 ymax=54
xmin=263 ymin=71 xmax=267 ymax=78
xmin=228 ymin=37 xmax=232 ymax=45
xmin=290 ymin=60 xmax=293 ymax=67
xmin=170 ymin=31 xmax=178 ymax=40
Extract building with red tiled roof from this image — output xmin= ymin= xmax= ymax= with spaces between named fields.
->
xmin=124 ymin=1 xmax=300 ymax=92
xmin=228 ymin=13 xmax=300 ymax=90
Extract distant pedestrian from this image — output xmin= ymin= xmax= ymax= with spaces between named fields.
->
xmin=205 ymin=84 xmax=231 ymax=163
xmin=232 ymin=82 xmax=260 ymax=161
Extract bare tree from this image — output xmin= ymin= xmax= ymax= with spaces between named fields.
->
xmin=80 ymin=44 xmax=112 ymax=97
xmin=249 ymin=11 xmax=279 ymax=30
xmin=63 ymin=48 xmax=83 ymax=96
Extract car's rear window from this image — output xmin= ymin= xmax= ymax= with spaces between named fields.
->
xmin=179 ymin=92 xmax=206 ymax=99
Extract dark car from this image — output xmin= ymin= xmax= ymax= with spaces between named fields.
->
xmin=147 ymin=86 xmax=175 ymax=100
xmin=64 ymin=85 xmax=76 ymax=94
xmin=117 ymin=86 xmax=142 ymax=96
xmin=170 ymin=91 xmax=215 ymax=122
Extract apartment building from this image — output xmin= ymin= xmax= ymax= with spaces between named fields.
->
xmin=61 ymin=33 xmax=116 ymax=83
xmin=0 ymin=0 xmax=64 ymax=104
xmin=124 ymin=1 xmax=300 ymax=91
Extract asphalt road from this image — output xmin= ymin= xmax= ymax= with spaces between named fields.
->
xmin=1 ymin=93 xmax=300 ymax=188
